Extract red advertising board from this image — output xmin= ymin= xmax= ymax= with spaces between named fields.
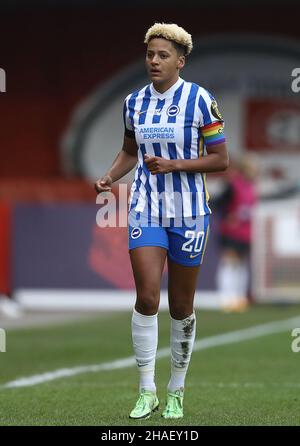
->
xmin=245 ymin=99 xmax=300 ymax=151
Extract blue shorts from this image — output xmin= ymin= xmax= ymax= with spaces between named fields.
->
xmin=128 ymin=211 xmax=210 ymax=267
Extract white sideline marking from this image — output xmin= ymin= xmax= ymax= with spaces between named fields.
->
xmin=2 ymin=315 xmax=300 ymax=389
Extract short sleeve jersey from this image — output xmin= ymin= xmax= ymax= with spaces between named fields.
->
xmin=123 ymin=77 xmax=226 ymax=218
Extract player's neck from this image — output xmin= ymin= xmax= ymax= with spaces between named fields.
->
xmin=153 ymin=75 xmax=180 ymax=94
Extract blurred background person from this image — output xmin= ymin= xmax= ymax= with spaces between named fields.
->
xmin=213 ymin=153 xmax=259 ymax=311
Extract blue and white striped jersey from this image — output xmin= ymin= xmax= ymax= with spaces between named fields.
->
xmin=123 ymin=77 xmax=225 ymax=219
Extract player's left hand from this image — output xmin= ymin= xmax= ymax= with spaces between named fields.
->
xmin=144 ymin=154 xmax=174 ymax=174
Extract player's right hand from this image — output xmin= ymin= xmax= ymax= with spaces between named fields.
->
xmin=94 ymin=175 xmax=112 ymax=194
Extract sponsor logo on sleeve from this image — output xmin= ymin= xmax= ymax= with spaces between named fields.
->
xmin=211 ymin=100 xmax=223 ymax=121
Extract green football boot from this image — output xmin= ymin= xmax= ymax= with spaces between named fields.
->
xmin=129 ymin=389 xmax=159 ymax=420
xmin=162 ymin=388 xmax=184 ymax=419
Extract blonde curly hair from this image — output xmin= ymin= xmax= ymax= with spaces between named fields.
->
xmin=144 ymin=23 xmax=193 ymax=56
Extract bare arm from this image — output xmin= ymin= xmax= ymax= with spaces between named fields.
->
xmin=173 ymin=142 xmax=229 ymax=173
xmin=95 ymin=135 xmax=138 ymax=193
xmin=144 ymin=142 xmax=229 ymax=175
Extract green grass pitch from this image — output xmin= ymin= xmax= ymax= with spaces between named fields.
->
xmin=0 ymin=304 xmax=300 ymax=426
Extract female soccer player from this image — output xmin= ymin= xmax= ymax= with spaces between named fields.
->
xmin=95 ymin=23 xmax=229 ymax=420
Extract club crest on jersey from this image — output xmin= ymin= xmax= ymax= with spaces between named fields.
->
xmin=211 ymin=100 xmax=223 ymax=121
xmin=131 ymin=227 xmax=142 ymax=239
xmin=167 ymin=105 xmax=180 ymax=117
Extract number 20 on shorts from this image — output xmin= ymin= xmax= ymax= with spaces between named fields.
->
xmin=182 ymin=231 xmax=205 ymax=254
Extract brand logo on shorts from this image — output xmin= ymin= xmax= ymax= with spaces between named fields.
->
xmin=167 ymin=105 xmax=180 ymax=117
xmin=190 ymin=253 xmax=201 ymax=259
xmin=131 ymin=227 xmax=142 ymax=239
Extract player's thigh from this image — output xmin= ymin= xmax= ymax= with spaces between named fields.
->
xmin=167 ymin=256 xmax=200 ymax=298
xmin=167 ymin=215 xmax=210 ymax=300
xmin=128 ymin=224 xmax=168 ymax=292
xmin=129 ymin=246 xmax=167 ymax=293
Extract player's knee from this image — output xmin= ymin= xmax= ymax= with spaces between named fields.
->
xmin=169 ymin=299 xmax=193 ymax=320
xmin=135 ymin=290 xmax=159 ymax=315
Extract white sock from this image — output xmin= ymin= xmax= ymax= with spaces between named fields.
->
xmin=217 ymin=260 xmax=249 ymax=306
xmin=131 ymin=309 xmax=158 ymax=393
xmin=168 ymin=312 xmax=196 ymax=392
xmin=216 ymin=261 xmax=237 ymax=294
xmin=235 ymin=261 xmax=249 ymax=297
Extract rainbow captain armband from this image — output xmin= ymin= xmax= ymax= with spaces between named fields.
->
xmin=201 ymin=121 xmax=226 ymax=147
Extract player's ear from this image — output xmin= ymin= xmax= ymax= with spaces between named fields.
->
xmin=177 ymin=55 xmax=185 ymax=70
